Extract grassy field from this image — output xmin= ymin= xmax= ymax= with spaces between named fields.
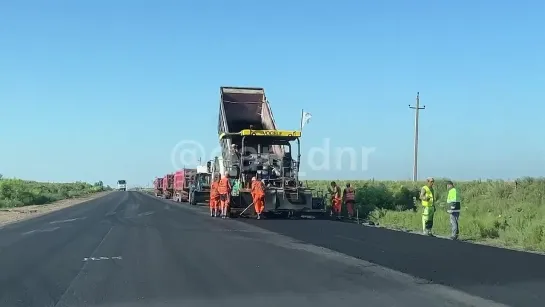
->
xmin=305 ymin=178 xmax=545 ymax=252
xmin=0 ymin=176 xmax=112 ymax=208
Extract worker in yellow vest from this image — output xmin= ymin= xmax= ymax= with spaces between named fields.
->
xmin=420 ymin=177 xmax=435 ymax=236
xmin=446 ymin=180 xmax=461 ymax=240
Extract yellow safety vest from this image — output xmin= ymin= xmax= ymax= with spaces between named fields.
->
xmin=422 ymin=185 xmax=434 ymax=207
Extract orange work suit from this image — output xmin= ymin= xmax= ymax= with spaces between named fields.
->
xmin=209 ymin=181 xmax=219 ymax=209
xmin=251 ymin=180 xmax=265 ymax=214
xmin=218 ymin=177 xmax=231 ymax=212
xmin=344 ymin=187 xmax=355 ymax=216
xmin=331 ymin=186 xmax=342 ymax=214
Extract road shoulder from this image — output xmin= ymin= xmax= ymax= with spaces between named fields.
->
xmin=0 ymin=191 xmax=113 ymax=229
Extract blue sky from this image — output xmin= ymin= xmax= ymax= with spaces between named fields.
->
xmin=1 ymin=0 xmax=544 ymax=186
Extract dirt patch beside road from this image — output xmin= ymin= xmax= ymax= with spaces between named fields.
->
xmin=0 ymin=191 xmax=112 ymax=228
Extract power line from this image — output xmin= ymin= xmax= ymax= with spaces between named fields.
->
xmin=408 ymin=92 xmax=425 ymax=182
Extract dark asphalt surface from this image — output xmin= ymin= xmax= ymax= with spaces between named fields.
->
xmin=0 ymin=192 xmax=541 ymax=306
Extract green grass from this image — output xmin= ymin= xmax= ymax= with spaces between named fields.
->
xmin=305 ymin=178 xmax=545 ymax=252
xmin=0 ymin=176 xmax=112 ymax=208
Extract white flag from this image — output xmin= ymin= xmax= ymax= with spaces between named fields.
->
xmin=301 ymin=112 xmax=312 ymax=129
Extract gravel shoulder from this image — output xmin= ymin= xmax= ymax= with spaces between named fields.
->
xmin=0 ymin=191 xmax=112 ymax=228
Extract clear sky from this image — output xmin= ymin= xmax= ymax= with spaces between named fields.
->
xmin=1 ymin=0 xmax=544 ymax=187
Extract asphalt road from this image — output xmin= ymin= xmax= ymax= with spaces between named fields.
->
xmin=0 ymin=192 xmax=541 ymax=307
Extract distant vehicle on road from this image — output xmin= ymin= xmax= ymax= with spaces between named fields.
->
xmin=153 ymin=177 xmax=163 ymax=197
xmin=173 ymin=168 xmax=196 ymax=202
xmin=189 ymin=164 xmax=212 ymax=206
xmin=117 ymin=180 xmax=127 ymax=191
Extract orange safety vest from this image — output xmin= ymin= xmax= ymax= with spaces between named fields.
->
xmin=210 ymin=181 xmax=219 ymax=199
xmin=344 ymin=187 xmax=355 ymax=201
xmin=251 ymin=180 xmax=265 ymax=196
xmin=332 ymin=186 xmax=341 ymax=199
xmin=218 ymin=177 xmax=231 ymax=194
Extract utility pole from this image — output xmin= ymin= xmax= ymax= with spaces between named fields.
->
xmin=409 ymin=92 xmax=425 ymax=182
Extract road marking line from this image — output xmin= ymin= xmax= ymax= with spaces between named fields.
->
xmin=22 ymin=227 xmax=60 ymax=235
xmin=49 ymin=217 xmax=87 ymax=224
xmin=42 ymin=227 xmax=60 ymax=232
xmin=55 ymin=227 xmax=113 ymax=306
xmin=82 ymin=256 xmax=123 ymax=261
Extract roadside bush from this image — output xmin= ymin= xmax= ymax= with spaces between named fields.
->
xmin=0 ymin=177 xmax=111 ymax=208
xmin=305 ymin=178 xmax=545 ymax=251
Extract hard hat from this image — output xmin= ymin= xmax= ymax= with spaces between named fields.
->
xmin=251 ymin=177 xmax=256 ymax=181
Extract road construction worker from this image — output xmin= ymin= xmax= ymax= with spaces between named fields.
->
xmin=343 ymin=183 xmax=355 ymax=218
xmin=209 ymin=175 xmax=220 ymax=217
xmin=218 ymin=172 xmax=232 ymax=218
xmin=251 ymin=176 xmax=265 ymax=219
xmin=420 ymin=177 xmax=435 ymax=235
xmin=446 ymin=180 xmax=461 ymax=240
xmin=231 ymin=143 xmax=240 ymax=154
xmin=230 ymin=144 xmax=241 ymax=166
xmin=329 ymin=181 xmax=342 ymax=219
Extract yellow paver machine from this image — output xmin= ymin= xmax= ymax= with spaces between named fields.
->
xmin=212 ymin=86 xmax=327 ymax=218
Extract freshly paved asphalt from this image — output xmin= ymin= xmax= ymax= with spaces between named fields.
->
xmin=0 ymin=191 xmax=542 ymax=306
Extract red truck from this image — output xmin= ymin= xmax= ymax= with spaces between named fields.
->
xmin=153 ymin=177 xmax=163 ymax=197
xmin=162 ymin=173 xmax=174 ymax=199
xmin=173 ymin=168 xmax=197 ymax=202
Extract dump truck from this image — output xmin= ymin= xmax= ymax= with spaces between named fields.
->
xmin=162 ymin=173 xmax=174 ymax=199
xmin=153 ymin=177 xmax=163 ymax=197
xmin=214 ymin=86 xmax=326 ymax=217
xmin=173 ymin=168 xmax=196 ymax=202
xmin=188 ymin=163 xmax=213 ymax=206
